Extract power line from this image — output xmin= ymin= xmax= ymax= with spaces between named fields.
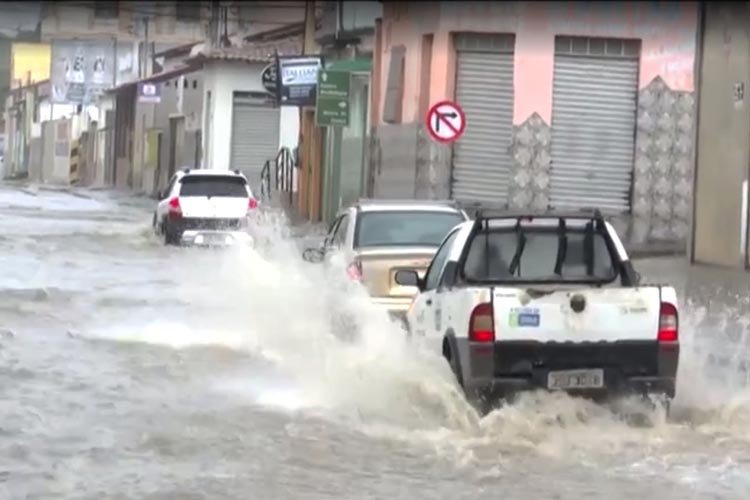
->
xmin=55 ymin=1 xmax=308 ymax=26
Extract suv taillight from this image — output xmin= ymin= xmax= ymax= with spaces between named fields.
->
xmin=248 ymin=197 xmax=258 ymax=211
xmin=346 ymin=260 xmax=363 ymax=281
xmin=469 ymin=302 xmax=495 ymax=343
xmin=168 ymin=197 xmax=182 ymax=219
xmin=658 ymin=303 xmax=678 ymax=343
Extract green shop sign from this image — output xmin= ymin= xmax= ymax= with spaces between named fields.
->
xmin=315 ymin=70 xmax=350 ymax=127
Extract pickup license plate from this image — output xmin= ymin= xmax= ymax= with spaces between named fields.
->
xmin=199 ymin=234 xmax=231 ymax=245
xmin=547 ymin=369 xmax=604 ymax=390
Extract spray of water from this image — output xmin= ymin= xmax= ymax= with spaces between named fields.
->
xmin=74 ymin=208 xmax=750 ymax=470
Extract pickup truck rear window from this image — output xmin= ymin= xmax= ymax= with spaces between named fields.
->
xmin=355 ymin=210 xmax=465 ymax=248
xmin=179 ymin=176 xmax=248 ymax=197
xmin=462 ymin=226 xmax=617 ymax=283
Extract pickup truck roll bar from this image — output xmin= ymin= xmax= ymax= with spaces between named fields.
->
xmin=463 ymin=206 xmax=606 ymax=225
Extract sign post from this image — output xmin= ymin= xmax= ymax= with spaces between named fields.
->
xmin=425 ymin=100 xmax=466 ymax=144
xmin=315 ymin=70 xmax=350 ymax=127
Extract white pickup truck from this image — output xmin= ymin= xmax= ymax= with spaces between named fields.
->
xmin=397 ymin=209 xmax=680 ymax=414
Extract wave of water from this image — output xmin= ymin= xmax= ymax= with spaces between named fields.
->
xmin=70 ymin=209 xmax=750 ymax=479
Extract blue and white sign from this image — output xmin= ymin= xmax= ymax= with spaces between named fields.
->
xmin=509 ymin=307 xmax=541 ymax=328
xmin=277 ymin=55 xmax=324 ymax=107
xmin=138 ymin=82 xmax=161 ymax=104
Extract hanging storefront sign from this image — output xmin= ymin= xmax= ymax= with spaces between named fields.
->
xmin=276 ymin=55 xmax=324 ymax=107
xmin=261 ymin=62 xmax=277 ymax=95
xmin=137 ymin=82 xmax=161 ymax=104
xmin=50 ymin=39 xmax=116 ymax=105
xmin=315 ymin=70 xmax=351 ymax=127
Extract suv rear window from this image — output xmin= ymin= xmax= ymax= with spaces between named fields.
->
xmin=355 ymin=210 xmax=465 ymax=248
xmin=462 ymin=224 xmax=617 ymax=283
xmin=179 ymin=176 xmax=248 ymax=197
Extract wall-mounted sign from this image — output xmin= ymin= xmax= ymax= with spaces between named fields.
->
xmin=277 ymin=55 xmax=324 ymax=107
xmin=316 ymin=70 xmax=350 ymax=127
xmin=50 ymin=38 xmax=116 ymax=105
xmin=138 ymin=82 xmax=161 ymax=104
xmin=261 ymin=62 xmax=277 ymax=95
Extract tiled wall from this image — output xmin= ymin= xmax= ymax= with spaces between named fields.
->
xmin=504 ymin=77 xmax=696 ymax=249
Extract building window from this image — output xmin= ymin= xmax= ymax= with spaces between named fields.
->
xmin=94 ymin=1 xmax=119 ymax=19
xmin=177 ymin=1 xmax=201 ymax=22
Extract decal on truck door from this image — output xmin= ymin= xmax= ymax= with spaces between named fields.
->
xmin=509 ymin=307 xmax=541 ymax=328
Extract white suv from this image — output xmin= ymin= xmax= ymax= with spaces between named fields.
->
xmin=153 ymin=169 xmax=258 ymax=246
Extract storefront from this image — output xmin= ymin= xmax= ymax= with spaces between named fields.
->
xmin=320 ymin=58 xmax=372 ymax=224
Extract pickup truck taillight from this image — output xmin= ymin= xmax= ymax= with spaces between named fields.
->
xmin=469 ymin=302 xmax=495 ymax=343
xmin=346 ymin=260 xmax=363 ymax=281
xmin=168 ymin=197 xmax=182 ymax=219
xmin=658 ymin=303 xmax=678 ymax=343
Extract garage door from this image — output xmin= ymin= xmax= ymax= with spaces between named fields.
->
xmin=550 ymin=36 xmax=640 ymax=213
xmin=230 ymin=92 xmax=280 ymax=189
xmin=451 ymin=33 xmax=515 ymax=205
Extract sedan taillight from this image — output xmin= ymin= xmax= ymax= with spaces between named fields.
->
xmin=346 ymin=260 xmax=363 ymax=281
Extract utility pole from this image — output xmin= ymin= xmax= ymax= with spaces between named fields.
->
xmin=143 ymin=16 xmax=150 ymax=77
xmin=299 ymin=0 xmax=319 ymax=221
xmin=209 ymin=1 xmax=220 ymax=48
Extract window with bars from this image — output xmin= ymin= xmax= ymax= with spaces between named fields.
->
xmin=94 ymin=1 xmax=119 ymax=19
xmin=454 ymin=33 xmax=515 ymax=53
xmin=554 ymin=36 xmax=641 ymax=58
xmin=177 ymin=1 xmax=202 ymax=22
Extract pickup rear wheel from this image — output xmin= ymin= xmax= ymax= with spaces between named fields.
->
xmin=442 ymin=338 xmax=464 ymax=388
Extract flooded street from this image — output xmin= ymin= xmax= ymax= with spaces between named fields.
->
xmin=2 ymin=184 xmax=750 ymax=500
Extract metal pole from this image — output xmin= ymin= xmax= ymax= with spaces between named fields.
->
xmin=143 ymin=17 xmax=150 ymax=78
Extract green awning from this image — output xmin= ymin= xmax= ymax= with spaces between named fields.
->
xmin=325 ymin=57 xmax=372 ymax=73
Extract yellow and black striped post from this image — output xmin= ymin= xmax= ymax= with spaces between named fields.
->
xmin=69 ymin=138 xmax=80 ymax=184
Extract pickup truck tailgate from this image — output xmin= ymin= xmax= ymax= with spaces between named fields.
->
xmin=492 ymin=287 xmax=662 ymax=343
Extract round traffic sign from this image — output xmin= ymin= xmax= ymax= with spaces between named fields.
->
xmin=426 ymin=100 xmax=466 ymax=144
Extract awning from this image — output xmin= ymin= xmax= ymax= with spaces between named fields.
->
xmin=105 ymin=65 xmax=198 ymax=95
xmin=325 ymin=58 xmax=372 ymax=73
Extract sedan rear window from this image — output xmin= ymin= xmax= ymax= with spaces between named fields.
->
xmin=179 ymin=176 xmax=248 ymax=197
xmin=355 ymin=210 xmax=465 ymax=248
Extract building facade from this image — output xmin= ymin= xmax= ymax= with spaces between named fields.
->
xmin=691 ymin=2 xmax=750 ymax=269
xmin=315 ymin=0 xmax=381 ymax=224
xmin=370 ymin=1 xmax=699 ymax=250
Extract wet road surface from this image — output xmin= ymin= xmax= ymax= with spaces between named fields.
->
xmin=2 ymin=184 xmax=750 ymax=499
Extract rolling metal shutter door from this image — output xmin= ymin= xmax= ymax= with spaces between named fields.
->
xmin=451 ymin=34 xmax=515 ymax=205
xmin=550 ymin=38 xmax=639 ymax=213
xmin=230 ymin=94 xmax=280 ymax=188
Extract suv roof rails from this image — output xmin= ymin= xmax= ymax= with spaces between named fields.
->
xmin=356 ymin=198 xmax=460 ymax=207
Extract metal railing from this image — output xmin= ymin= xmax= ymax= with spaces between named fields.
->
xmin=260 ymin=146 xmax=296 ymax=205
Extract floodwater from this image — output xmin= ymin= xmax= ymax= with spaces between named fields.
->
xmin=1 ymin=183 xmax=750 ymax=500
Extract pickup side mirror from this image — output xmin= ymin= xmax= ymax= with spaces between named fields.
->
xmin=302 ymin=247 xmax=326 ymax=263
xmin=395 ymin=269 xmax=423 ymax=290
